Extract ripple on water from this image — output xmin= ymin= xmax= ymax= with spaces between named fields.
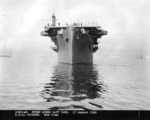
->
xmin=1 ymin=58 xmax=150 ymax=110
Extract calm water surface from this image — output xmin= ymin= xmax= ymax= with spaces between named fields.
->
xmin=0 ymin=55 xmax=150 ymax=110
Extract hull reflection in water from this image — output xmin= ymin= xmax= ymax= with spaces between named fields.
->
xmin=40 ymin=63 xmax=107 ymax=110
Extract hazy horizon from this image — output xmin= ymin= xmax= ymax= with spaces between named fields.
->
xmin=0 ymin=0 xmax=150 ymax=59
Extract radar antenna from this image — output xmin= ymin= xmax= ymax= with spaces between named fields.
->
xmin=52 ymin=13 xmax=56 ymax=26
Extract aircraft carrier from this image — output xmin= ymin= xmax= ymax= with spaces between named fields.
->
xmin=41 ymin=14 xmax=107 ymax=64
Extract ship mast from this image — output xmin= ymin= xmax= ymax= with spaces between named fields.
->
xmin=52 ymin=13 xmax=56 ymax=26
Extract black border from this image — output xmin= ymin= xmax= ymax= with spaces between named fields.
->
xmin=0 ymin=110 xmax=150 ymax=120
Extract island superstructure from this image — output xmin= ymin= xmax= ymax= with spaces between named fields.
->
xmin=41 ymin=14 xmax=107 ymax=64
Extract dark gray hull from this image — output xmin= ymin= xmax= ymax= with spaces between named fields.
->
xmin=41 ymin=26 xmax=107 ymax=64
xmin=57 ymin=27 xmax=93 ymax=64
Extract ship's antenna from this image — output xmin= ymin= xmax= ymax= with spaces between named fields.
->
xmin=52 ymin=13 xmax=56 ymax=26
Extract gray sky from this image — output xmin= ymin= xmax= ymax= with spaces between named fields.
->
xmin=0 ymin=0 xmax=150 ymax=58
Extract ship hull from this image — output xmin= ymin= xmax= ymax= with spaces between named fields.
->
xmin=56 ymin=27 xmax=93 ymax=64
